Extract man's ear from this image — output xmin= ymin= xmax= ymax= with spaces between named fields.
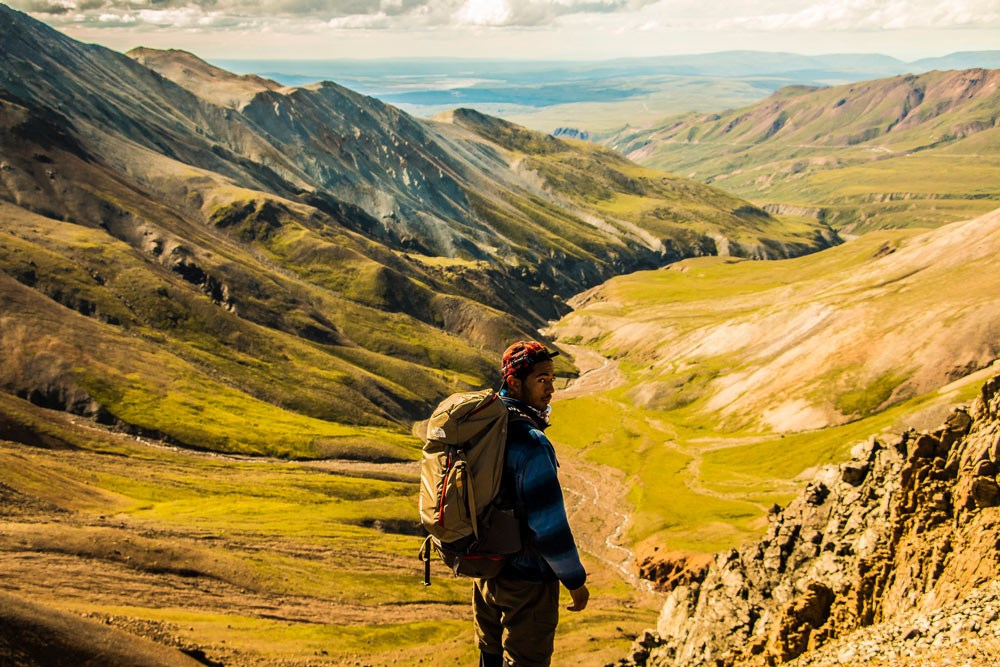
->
xmin=506 ymin=376 xmax=522 ymax=398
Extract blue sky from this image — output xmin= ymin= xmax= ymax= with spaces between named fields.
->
xmin=10 ymin=0 xmax=1000 ymax=61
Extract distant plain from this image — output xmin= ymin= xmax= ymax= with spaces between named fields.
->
xmin=216 ymin=51 xmax=1000 ymax=133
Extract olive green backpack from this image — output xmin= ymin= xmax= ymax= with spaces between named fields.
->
xmin=418 ymin=390 xmax=523 ymax=584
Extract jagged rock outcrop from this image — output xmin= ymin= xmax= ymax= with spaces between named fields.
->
xmin=552 ymin=127 xmax=592 ymax=141
xmin=638 ymin=550 xmax=714 ymax=592
xmin=624 ymin=373 xmax=1000 ymax=666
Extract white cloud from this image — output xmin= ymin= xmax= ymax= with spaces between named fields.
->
xmin=454 ymin=0 xmax=512 ymax=26
xmin=714 ymin=0 xmax=1000 ymax=32
xmin=97 ymin=11 xmax=136 ymax=23
xmin=11 ymin=0 xmax=665 ymax=30
xmin=8 ymin=0 xmax=1000 ymax=58
xmin=326 ymin=11 xmax=393 ymax=28
xmin=15 ymin=0 xmax=77 ymax=13
xmin=134 ymin=8 xmax=199 ymax=27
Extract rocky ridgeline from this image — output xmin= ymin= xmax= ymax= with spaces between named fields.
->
xmin=620 ymin=373 xmax=1000 ymax=667
xmin=784 ymin=578 xmax=1000 ymax=666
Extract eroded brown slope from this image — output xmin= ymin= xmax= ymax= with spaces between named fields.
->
xmin=555 ymin=209 xmax=1000 ymax=434
xmin=128 ymin=47 xmax=286 ymax=109
xmin=0 ymin=591 xmax=207 ymax=667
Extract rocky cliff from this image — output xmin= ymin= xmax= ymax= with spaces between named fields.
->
xmin=626 ymin=373 xmax=1000 ymax=666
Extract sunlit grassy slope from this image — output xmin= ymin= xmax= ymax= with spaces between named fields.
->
xmin=444 ymin=108 xmax=836 ymax=261
xmin=0 ymin=393 xmax=659 ymax=666
xmin=548 ymin=209 xmax=1000 ymax=555
xmin=0 ymin=199 xmax=493 ymax=460
xmin=608 ymin=69 xmax=1000 ymax=233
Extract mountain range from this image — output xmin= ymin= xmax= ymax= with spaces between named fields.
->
xmin=606 ymin=68 xmax=1000 ymax=233
xmin=0 ymin=2 xmax=835 ymax=456
xmin=217 ymin=50 xmax=1000 ymax=112
xmin=217 ymin=50 xmax=1000 ymax=136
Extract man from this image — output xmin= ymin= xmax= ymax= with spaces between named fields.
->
xmin=474 ymin=340 xmax=590 ymax=667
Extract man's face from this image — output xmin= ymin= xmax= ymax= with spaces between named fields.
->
xmin=509 ymin=360 xmax=555 ymax=413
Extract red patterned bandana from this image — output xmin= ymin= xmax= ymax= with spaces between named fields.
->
xmin=501 ymin=340 xmax=559 ymax=384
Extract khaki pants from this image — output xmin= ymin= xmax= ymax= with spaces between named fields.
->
xmin=473 ymin=576 xmax=560 ymax=667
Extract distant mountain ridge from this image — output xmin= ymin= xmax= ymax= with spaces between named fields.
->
xmin=608 ymin=68 xmax=1000 ymax=232
xmin=911 ymin=50 xmax=1000 ymax=71
xmin=216 ymin=50 xmax=1000 ymax=104
xmin=213 ymin=51 xmax=1000 ymax=135
xmin=604 ymin=50 xmax=1000 ymax=78
xmin=0 ymin=3 xmax=835 ymax=455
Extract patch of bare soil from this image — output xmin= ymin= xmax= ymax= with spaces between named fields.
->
xmin=0 ymin=589 xmax=205 ymax=667
xmin=559 ymin=454 xmax=652 ymax=590
xmin=0 ymin=481 xmax=67 ymax=518
xmin=303 ymin=458 xmax=419 ymax=483
xmin=557 ymin=344 xmax=626 ymax=400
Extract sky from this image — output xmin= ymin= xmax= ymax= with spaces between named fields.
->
xmin=9 ymin=0 xmax=1000 ymax=61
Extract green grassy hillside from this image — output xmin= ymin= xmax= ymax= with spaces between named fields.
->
xmin=0 ymin=89 xmax=827 ymax=458
xmin=548 ymin=209 xmax=1000 ymax=560
xmin=0 ymin=190 xmax=486 ymax=460
xmin=444 ymin=108 xmax=836 ymax=261
xmin=0 ymin=4 xmax=838 ymax=458
xmin=608 ymin=69 xmax=1000 ymax=233
xmin=0 ymin=393 xmax=660 ymax=666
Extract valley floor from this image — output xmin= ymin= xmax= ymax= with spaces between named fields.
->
xmin=0 ymin=398 xmax=660 ymax=667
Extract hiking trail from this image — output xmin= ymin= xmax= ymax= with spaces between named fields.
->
xmin=554 ymin=344 xmax=658 ymax=594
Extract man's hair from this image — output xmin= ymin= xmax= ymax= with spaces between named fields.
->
xmin=501 ymin=340 xmax=559 ymax=384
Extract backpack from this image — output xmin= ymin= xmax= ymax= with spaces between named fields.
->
xmin=418 ymin=389 xmax=523 ymax=585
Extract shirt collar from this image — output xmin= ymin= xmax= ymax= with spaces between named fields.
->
xmin=500 ymin=394 xmax=550 ymax=430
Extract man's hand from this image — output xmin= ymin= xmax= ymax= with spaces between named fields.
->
xmin=567 ymin=584 xmax=589 ymax=612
